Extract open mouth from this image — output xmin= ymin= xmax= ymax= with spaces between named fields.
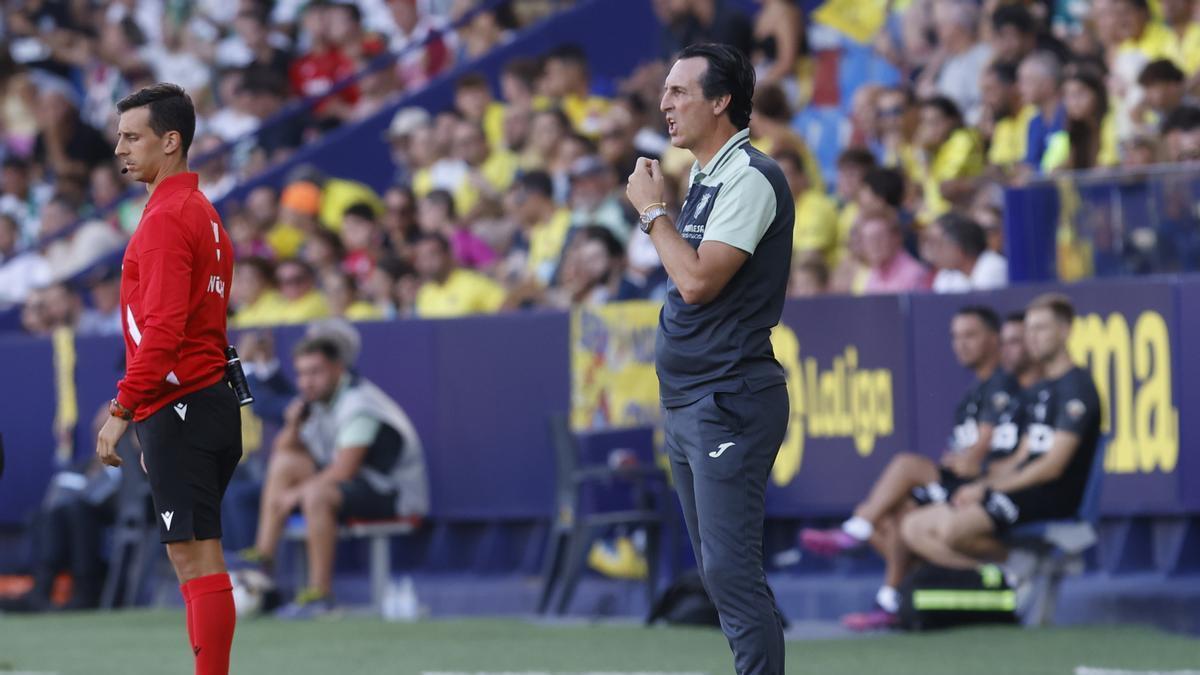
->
xmin=666 ymin=117 xmax=677 ymax=136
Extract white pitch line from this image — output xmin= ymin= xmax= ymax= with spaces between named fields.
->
xmin=1080 ymin=662 xmax=1200 ymax=667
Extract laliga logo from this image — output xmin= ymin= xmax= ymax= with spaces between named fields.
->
xmin=1069 ymin=311 xmax=1178 ymax=474
xmin=769 ymin=324 xmax=895 ymax=486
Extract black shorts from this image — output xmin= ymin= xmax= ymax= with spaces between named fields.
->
xmin=911 ymin=467 xmax=971 ymax=506
xmin=983 ymin=485 xmax=1079 ymax=534
xmin=338 ymin=477 xmax=398 ymax=522
xmin=134 ymin=380 xmax=242 ymax=543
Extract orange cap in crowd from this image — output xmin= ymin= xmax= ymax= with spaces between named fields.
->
xmin=280 ymin=181 xmax=321 ymax=215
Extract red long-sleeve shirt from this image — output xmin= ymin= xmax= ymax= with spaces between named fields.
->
xmin=117 ymin=172 xmax=233 ymax=421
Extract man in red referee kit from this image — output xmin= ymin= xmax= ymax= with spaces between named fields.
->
xmin=95 ymin=83 xmax=240 ymax=675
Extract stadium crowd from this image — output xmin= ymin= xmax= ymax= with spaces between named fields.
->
xmin=4 ymin=0 xmax=1200 ymax=336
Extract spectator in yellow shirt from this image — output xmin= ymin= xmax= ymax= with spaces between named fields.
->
xmin=833 ymin=148 xmax=877 ymax=261
xmin=295 ymin=168 xmax=384 ymax=233
xmin=1160 ymin=0 xmax=1200 ymax=76
xmin=980 ymin=62 xmax=1036 ymax=170
xmin=268 ymin=180 xmax=322 ymax=260
xmin=273 ymin=259 xmax=331 ymax=324
xmin=454 ymin=72 xmax=507 ymax=150
xmin=1117 ymin=0 xmax=1200 ymax=74
xmin=231 ymin=257 xmax=287 ymax=328
xmin=414 ymin=233 xmax=507 ymax=318
xmin=322 ymin=270 xmax=385 ymax=322
xmin=452 ymin=120 xmax=519 ymax=219
xmin=1042 ymin=69 xmax=1120 ymax=171
xmin=502 ymin=170 xmax=571 ymax=285
xmin=500 ymin=57 xmax=546 ymax=113
xmin=540 ymin=44 xmax=610 ymax=137
xmin=915 ymin=96 xmax=984 ymax=224
xmin=521 ymin=108 xmax=571 ymax=172
xmin=775 ymin=149 xmax=838 ymax=267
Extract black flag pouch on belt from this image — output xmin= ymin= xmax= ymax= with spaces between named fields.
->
xmin=898 ymin=563 xmax=1018 ymax=630
xmin=225 ymin=345 xmax=255 ymax=406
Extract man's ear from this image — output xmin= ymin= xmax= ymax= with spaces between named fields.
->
xmin=712 ymin=93 xmax=731 ymax=118
xmin=162 ymin=131 xmax=182 ymax=156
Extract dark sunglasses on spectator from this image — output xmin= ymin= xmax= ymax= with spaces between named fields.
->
xmin=878 ymin=107 xmax=904 ymax=118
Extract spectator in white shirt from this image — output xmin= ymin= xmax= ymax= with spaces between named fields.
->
xmin=0 ymin=213 xmax=51 ymax=307
xmin=928 ymin=212 xmax=1009 ymax=293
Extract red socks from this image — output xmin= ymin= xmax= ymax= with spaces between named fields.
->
xmin=180 ymin=573 xmax=236 ymax=675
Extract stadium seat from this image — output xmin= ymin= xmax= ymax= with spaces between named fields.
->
xmin=1003 ymin=446 xmax=1107 ymax=626
xmin=537 ymin=416 xmax=672 ymax=615
xmin=100 ymin=436 xmax=157 ymax=609
xmin=283 ymin=514 xmax=423 ymax=613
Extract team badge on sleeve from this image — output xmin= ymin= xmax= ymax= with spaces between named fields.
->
xmin=992 ymin=391 xmax=1010 ymax=413
xmin=1066 ymin=399 xmax=1087 ymax=420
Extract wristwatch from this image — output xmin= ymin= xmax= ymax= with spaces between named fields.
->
xmin=639 ymin=205 xmax=668 ymax=234
xmin=109 ymin=398 xmax=133 ymax=421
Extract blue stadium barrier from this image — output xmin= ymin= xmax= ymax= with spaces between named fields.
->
xmin=2 ymin=279 xmax=1198 ymax=584
xmin=1006 ymin=165 xmax=1200 ymax=282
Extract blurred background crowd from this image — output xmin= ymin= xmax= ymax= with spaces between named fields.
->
xmin=2 ymin=0 xmax=1200 ymax=338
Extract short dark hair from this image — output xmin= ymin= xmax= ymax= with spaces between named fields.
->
xmin=116 ymin=83 xmax=196 ymax=156
xmin=309 ymin=228 xmax=345 ymax=260
xmin=1004 ymin=311 xmax=1026 ymax=325
xmin=836 ymin=147 xmax=877 ymax=171
xmin=456 ymin=72 xmax=490 ymax=93
xmin=424 ymin=189 xmax=457 ymax=220
xmin=1 ymin=156 xmax=29 ymax=172
xmin=343 ymin=201 xmax=376 ymax=223
xmin=988 ymin=61 xmax=1019 ymax=86
xmin=548 ymin=44 xmax=589 ymax=69
xmin=773 ymin=148 xmax=804 ymax=171
xmin=1027 ymin=292 xmax=1076 ymax=324
xmin=515 ymin=170 xmax=554 ymax=198
xmin=239 ymin=256 xmax=277 ymax=286
xmin=796 ymin=260 xmax=829 ymax=288
xmin=991 ymin=4 xmax=1035 ymax=34
xmin=294 ymin=335 xmax=344 ymax=363
xmin=675 ymin=43 xmax=756 ymax=130
xmin=277 ymin=257 xmax=316 ymax=281
xmin=240 ymin=66 xmax=288 ymax=98
xmin=1115 ymin=0 xmax=1150 ymax=12
xmin=1139 ymin=59 xmax=1186 ymax=87
xmin=503 ymin=57 xmax=542 ymax=88
xmin=921 ymin=95 xmax=964 ymax=126
xmin=578 ymin=225 xmax=624 ymax=259
xmin=863 ymin=168 xmax=905 ymax=209
xmin=534 ymin=107 xmax=572 ymax=132
xmin=936 ymin=212 xmax=988 ymax=258
xmin=955 ymin=305 xmax=1001 ymax=333
xmin=753 ymin=83 xmax=791 ymax=123
xmin=326 ymin=0 xmax=362 ymax=23
xmin=1162 ymin=105 xmax=1200 ymax=134
xmin=375 ymin=256 xmax=415 ymax=281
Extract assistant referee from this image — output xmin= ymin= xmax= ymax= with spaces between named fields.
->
xmin=626 ymin=44 xmax=792 ymax=675
xmin=95 ymin=83 xmax=240 ymax=675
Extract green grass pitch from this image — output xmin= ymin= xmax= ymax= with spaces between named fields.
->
xmin=1 ymin=611 xmax=1197 ymax=674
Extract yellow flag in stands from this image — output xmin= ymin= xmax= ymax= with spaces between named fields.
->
xmin=813 ymin=0 xmax=890 ymax=45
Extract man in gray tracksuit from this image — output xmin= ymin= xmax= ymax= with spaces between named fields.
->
xmin=626 ymin=43 xmax=793 ymax=675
